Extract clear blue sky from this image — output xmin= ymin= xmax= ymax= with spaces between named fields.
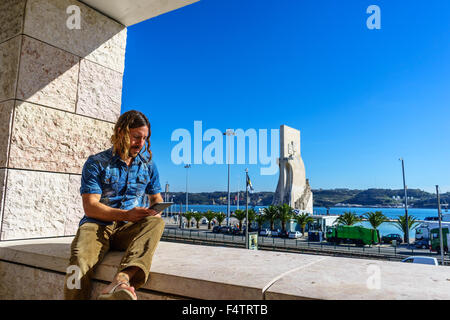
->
xmin=121 ymin=0 xmax=450 ymax=193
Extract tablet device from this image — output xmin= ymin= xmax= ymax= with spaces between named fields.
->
xmin=149 ymin=202 xmax=174 ymax=213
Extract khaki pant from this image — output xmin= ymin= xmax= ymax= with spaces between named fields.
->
xmin=64 ymin=216 xmax=165 ymax=300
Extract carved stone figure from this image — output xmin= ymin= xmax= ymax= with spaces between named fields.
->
xmin=273 ymin=125 xmax=313 ymax=212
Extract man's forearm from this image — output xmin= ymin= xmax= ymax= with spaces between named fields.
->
xmin=84 ymin=201 xmax=129 ymax=222
xmin=82 ymin=193 xmax=164 ymax=222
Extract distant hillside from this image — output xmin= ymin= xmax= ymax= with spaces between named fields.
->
xmin=312 ymin=189 xmax=360 ymax=207
xmin=166 ymin=189 xmax=449 ymax=209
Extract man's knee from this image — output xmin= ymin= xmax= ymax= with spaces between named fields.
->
xmin=141 ymin=216 xmax=165 ymax=231
xmin=68 ymin=256 xmax=98 ymax=273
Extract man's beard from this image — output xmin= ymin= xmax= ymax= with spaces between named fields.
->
xmin=129 ymin=146 xmax=141 ymax=158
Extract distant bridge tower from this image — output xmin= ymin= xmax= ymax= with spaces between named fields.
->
xmin=273 ymin=125 xmax=313 ymax=213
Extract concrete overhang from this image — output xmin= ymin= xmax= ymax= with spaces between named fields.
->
xmin=79 ymin=0 xmax=199 ymax=26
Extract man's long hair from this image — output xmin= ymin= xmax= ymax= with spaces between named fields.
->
xmin=111 ymin=110 xmax=152 ymax=161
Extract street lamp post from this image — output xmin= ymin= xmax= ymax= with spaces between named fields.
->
xmin=164 ymin=182 xmax=169 ymax=216
xmin=237 ymin=181 xmax=240 ymax=210
xmin=399 ymin=158 xmax=409 ymax=245
xmin=184 ymin=164 xmax=191 ymax=214
xmin=245 ymin=168 xmax=249 ymax=249
xmin=436 ymin=185 xmax=444 ymax=265
xmin=223 ymin=129 xmax=235 ymax=226
xmin=171 ymin=195 xmax=175 ymax=215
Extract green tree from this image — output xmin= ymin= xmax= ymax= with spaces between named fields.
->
xmin=192 ymin=212 xmax=203 ymax=229
xmin=214 ymin=212 xmax=226 ymax=226
xmin=393 ymin=215 xmax=419 ymax=243
xmin=294 ymin=213 xmax=314 ymax=237
xmin=254 ymin=214 xmax=266 ymax=231
xmin=262 ymin=205 xmax=278 ymax=230
xmin=232 ymin=209 xmax=246 ymax=230
xmin=203 ymin=210 xmax=216 ymax=229
xmin=363 ymin=211 xmax=388 ymax=242
xmin=336 ymin=211 xmax=361 ymax=226
xmin=247 ymin=208 xmax=257 ymax=230
xmin=276 ymin=204 xmax=294 ymax=232
xmin=183 ymin=212 xmax=194 ymax=229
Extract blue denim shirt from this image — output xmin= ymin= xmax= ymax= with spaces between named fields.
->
xmin=79 ymin=148 xmax=162 ymax=226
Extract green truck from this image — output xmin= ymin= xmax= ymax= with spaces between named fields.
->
xmin=430 ymin=227 xmax=449 ymax=254
xmin=326 ymin=225 xmax=379 ymax=245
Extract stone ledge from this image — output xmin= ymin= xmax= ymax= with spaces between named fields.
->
xmin=0 ymin=260 xmax=185 ymax=300
xmin=79 ymin=0 xmax=200 ymax=27
xmin=0 ymin=237 xmax=449 ymax=300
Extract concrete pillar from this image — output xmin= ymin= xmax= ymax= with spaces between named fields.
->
xmin=0 ymin=0 xmax=127 ymax=240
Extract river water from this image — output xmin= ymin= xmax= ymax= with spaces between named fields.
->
xmin=169 ymin=204 xmax=449 ymax=239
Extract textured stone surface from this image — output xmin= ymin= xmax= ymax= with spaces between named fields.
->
xmin=1 ymin=170 xmax=69 ymax=240
xmin=64 ymin=174 xmax=83 ymax=236
xmin=265 ymin=256 xmax=450 ymax=300
xmin=0 ymin=169 xmax=6 ymax=227
xmin=0 ymin=36 xmax=21 ymax=102
xmin=0 ymin=0 xmax=27 ymax=44
xmin=85 ymin=28 xmax=127 ymax=74
xmin=81 ymin=0 xmax=199 ymax=27
xmin=0 ymin=261 xmax=64 ymax=299
xmin=1 ymin=238 xmax=450 ymax=300
xmin=9 ymin=102 xmax=114 ymax=173
xmin=90 ymin=282 xmax=183 ymax=300
xmin=0 ymin=101 xmax=15 ymax=167
xmin=23 ymin=0 xmax=126 ymax=73
xmin=17 ymin=36 xmax=80 ymax=112
xmin=76 ymin=59 xmax=123 ymax=122
xmin=0 ymin=260 xmax=182 ymax=300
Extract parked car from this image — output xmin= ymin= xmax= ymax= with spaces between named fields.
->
xmin=259 ymin=229 xmax=271 ymax=237
xmin=381 ymin=233 xmax=403 ymax=244
xmin=414 ymin=239 xmax=429 ymax=249
xmin=231 ymin=226 xmax=241 ymax=234
xmin=271 ymin=229 xmax=282 ymax=237
xmin=212 ymin=226 xmax=221 ymax=233
xmin=218 ymin=226 xmax=240 ymax=235
xmin=201 ymin=217 xmax=208 ymax=225
xmin=278 ymin=230 xmax=290 ymax=238
xmin=401 ymin=256 xmax=438 ymax=266
xmin=242 ymin=226 xmax=258 ymax=233
xmin=219 ymin=226 xmax=231 ymax=234
xmin=288 ymin=231 xmax=303 ymax=239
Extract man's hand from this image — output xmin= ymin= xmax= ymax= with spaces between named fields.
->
xmin=125 ymin=207 xmax=155 ymax=222
xmin=148 ymin=208 xmax=162 ymax=218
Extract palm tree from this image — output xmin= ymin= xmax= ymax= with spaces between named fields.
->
xmin=232 ymin=209 xmax=246 ymax=230
xmin=247 ymin=208 xmax=257 ymax=230
xmin=254 ymin=213 xmax=266 ymax=231
xmin=214 ymin=212 xmax=226 ymax=226
xmin=276 ymin=204 xmax=294 ymax=233
xmin=262 ymin=205 xmax=278 ymax=230
xmin=336 ymin=211 xmax=361 ymax=226
xmin=183 ymin=212 xmax=194 ymax=229
xmin=393 ymin=215 xmax=419 ymax=243
xmin=363 ymin=211 xmax=388 ymax=243
xmin=192 ymin=212 xmax=203 ymax=229
xmin=203 ymin=210 xmax=216 ymax=230
xmin=294 ymin=213 xmax=314 ymax=237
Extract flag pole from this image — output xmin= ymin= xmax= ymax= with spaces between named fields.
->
xmin=436 ymin=185 xmax=444 ymax=265
xmin=245 ymin=168 xmax=249 ymax=249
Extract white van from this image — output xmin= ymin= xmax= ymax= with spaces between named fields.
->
xmin=401 ymin=256 xmax=438 ymax=266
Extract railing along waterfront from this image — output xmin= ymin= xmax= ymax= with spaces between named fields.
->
xmin=161 ymin=227 xmax=450 ymax=266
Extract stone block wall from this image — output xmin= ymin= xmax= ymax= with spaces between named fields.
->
xmin=0 ymin=0 xmax=127 ymax=240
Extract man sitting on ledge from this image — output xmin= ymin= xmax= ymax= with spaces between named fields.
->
xmin=64 ymin=110 xmax=165 ymax=300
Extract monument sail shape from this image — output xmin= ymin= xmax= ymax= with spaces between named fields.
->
xmin=273 ymin=125 xmax=313 ymax=213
